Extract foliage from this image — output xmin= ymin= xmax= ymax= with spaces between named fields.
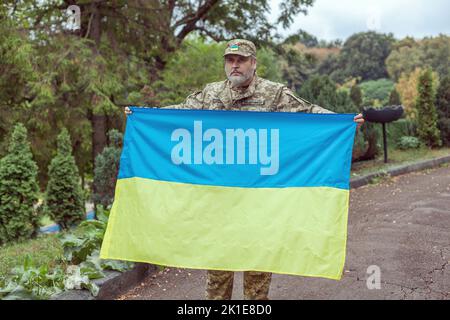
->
xmin=93 ymin=129 xmax=123 ymax=208
xmin=387 ymin=119 xmax=416 ymax=144
xmin=350 ymin=85 xmax=363 ymax=108
xmin=155 ymin=37 xmax=284 ymax=106
xmin=0 ymin=123 xmax=40 ymax=245
xmin=395 ymin=68 xmax=422 ymax=120
xmin=255 ymin=47 xmax=283 ymax=83
xmin=386 ymin=35 xmax=450 ymax=81
xmin=154 ymin=38 xmax=226 ymax=105
xmin=329 ymin=32 xmax=395 ymax=82
xmin=416 ymin=69 xmax=442 ymax=148
xmin=0 ymin=16 xmax=37 ymax=154
xmin=278 ymin=44 xmax=317 ymax=92
xmin=359 ymin=79 xmax=394 ymax=107
xmin=0 ymin=206 xmax=133 ymax=300
xmin=396 ymin=68 xmax=439 ymax=121
xmin=436 ymin=76 xmax=450 ymax=146
xmin=61 ymin=206 xmax=133 ymax=271
xmin=45 ymin=128 xmax=85 ymax=230
xmin=388 ymin=88 xmax=402 ymax=106
xmin=283 ymin=29 xmax=319 ymax=47
xmin=0 ymin=256 xmax=65 ymax=300
xmin=397 ymin=136 xmax=421 ymax=150
xmin=299 ymin=75 xmax=358 ymax=113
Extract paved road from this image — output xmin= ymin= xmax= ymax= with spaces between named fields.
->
xmin=118 ymin=165 xmax=450 ymax=300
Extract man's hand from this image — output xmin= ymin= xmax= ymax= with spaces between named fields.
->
xmin=354 ymin=113 xmax=364 ymax=129
xmin=125 ymin=106 xmax=132 ymax=115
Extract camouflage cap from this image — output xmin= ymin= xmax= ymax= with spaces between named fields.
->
xmin=223 ymin=39 xmax=256 ymax=58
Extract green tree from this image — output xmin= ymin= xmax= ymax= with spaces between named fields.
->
xmin=359 ymin=79 xmax=395 ymax=106
xmin=45 ymin=128 xmax=85 ymax=229
xmin=386 ymin=35 xmax=450 ymax=82
xmin=350 ymin=85 xmax=363 ymax=108
xmin=416 ymin=69 xmax=442 ymax=148
xmin=0 ymin=123 xmax=40 ymax=244
xmin=0 ymin=13 xmax=37 ymax=154
xmin=436 ymin=76 xmax=450 ymax=146
xmin=4 ymin=0 xmax=316 ymax=171
xmin=299 ymin=75 xmax=357 ymax=113
xmin=330 ymin=32 xmax=395 ymax=82
xmin=278 ymin=44 xmax=316 ymax=92
xmin=388 ymin=88 xmax=402 ymax=106
xmin=93 ymin=129 xmax=123 ymax=208
xmin=283 ymin=29 xmax=319 ymax=47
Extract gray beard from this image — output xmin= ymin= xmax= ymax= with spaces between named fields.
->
xmin=226 ymin=69 xmax=254 ymax=88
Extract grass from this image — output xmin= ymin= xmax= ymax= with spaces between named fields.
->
xmin=0 ymin=234 xmax=63 ymax=278
xmin=350 ymin=146 xmax=450 ymax=177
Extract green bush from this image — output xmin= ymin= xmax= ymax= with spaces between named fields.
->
xmin=92 ymin=129 xmax=123 ymax=208
xmin=0 ymin=123 xmax=40 ymax=245
xmin=387 ymin=118 xmax=417 ymax=144
xmin=45 ymin=128 xmax=85 ymax=230
xmin=397 ymin=136 xmax=421 ymax=150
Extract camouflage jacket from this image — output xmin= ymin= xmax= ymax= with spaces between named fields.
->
xmin=165 ymin=75 xmax=333 ymax=113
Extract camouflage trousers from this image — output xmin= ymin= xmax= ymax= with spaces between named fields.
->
xmin=206 ymin=270 xmax=272 ymax=300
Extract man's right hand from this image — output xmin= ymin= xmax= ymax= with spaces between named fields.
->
xmin=124 ymin=106 xmax=132 ymax=115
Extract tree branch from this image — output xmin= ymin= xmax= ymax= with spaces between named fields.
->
xmin=175 ymin=0 xmax=220 ymax=44
xmin=195 ymin=26 xmax=225 ymax=42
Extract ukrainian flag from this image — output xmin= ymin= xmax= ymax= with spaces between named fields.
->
xmin=100 ymin=107 xmax=356 ymax=280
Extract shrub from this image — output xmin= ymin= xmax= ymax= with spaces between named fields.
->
xmin=387 ymin=118 xmax=416 ymax=144
xmin=92 ymin=129 xmax=123 ymax=208
xmin=45 ymin=128 xmax=85 ymax=230
xmin=397 ymin=136 xmax=421 ymax=150
xmin=0 ymin=123 xmax=40 ymax=244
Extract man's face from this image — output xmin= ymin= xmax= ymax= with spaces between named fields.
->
xmin=224 ymin=54 xmax=256 ymax=87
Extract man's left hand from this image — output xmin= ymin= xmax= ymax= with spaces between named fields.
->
xmin=354 ymin=113 xmax=364 ymax=129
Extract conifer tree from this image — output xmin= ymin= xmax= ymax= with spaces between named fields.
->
xmin=436 ymin=76 xmax=450 ymax=146
xmin=0 ymin=123 xmax=40 ymax=244
xmin=416 ymin=69 xmax=442 ymax=148
xmin=93 ymin=129 xmax=123 ymax=208
xmin=388 ymin=88 xmax=402 ymax=106
xmin=45 ymin=128 xmax=85 ymax=229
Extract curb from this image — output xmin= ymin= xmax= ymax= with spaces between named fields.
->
xmin=53 ymin=154 xmax=450 ymax=300
xmin=52 ymin=263 xmax=157 ymax=300
xmin=350 ymin=155 xmax=450 ymax=189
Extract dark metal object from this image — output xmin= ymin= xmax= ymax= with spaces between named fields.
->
xmin=362 ymin=105 xmax=404 ymax=163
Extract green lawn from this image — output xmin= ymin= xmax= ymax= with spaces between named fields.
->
xmin=351 ymin=147 xmax=450 ymax=177
xmin=0 ymin=234 xmax=63 ymax=278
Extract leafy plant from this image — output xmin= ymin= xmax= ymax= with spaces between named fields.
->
xmin=397 ymin=136 xmax=421 ymax=150
xmin=0 ymin=206 xmax=133 ymax=300
xmin=0 ymin=255 xmax=65 ymax=300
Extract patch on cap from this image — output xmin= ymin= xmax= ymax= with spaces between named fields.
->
xmin=230 ymin=44 xmax=239 ymax=51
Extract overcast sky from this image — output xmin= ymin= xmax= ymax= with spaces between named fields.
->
xmin=270 ymin=0 xmax=450 ymax=41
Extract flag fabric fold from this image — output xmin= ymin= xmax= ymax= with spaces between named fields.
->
xmin=100 ymin=107 xmax=356 ymax=280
